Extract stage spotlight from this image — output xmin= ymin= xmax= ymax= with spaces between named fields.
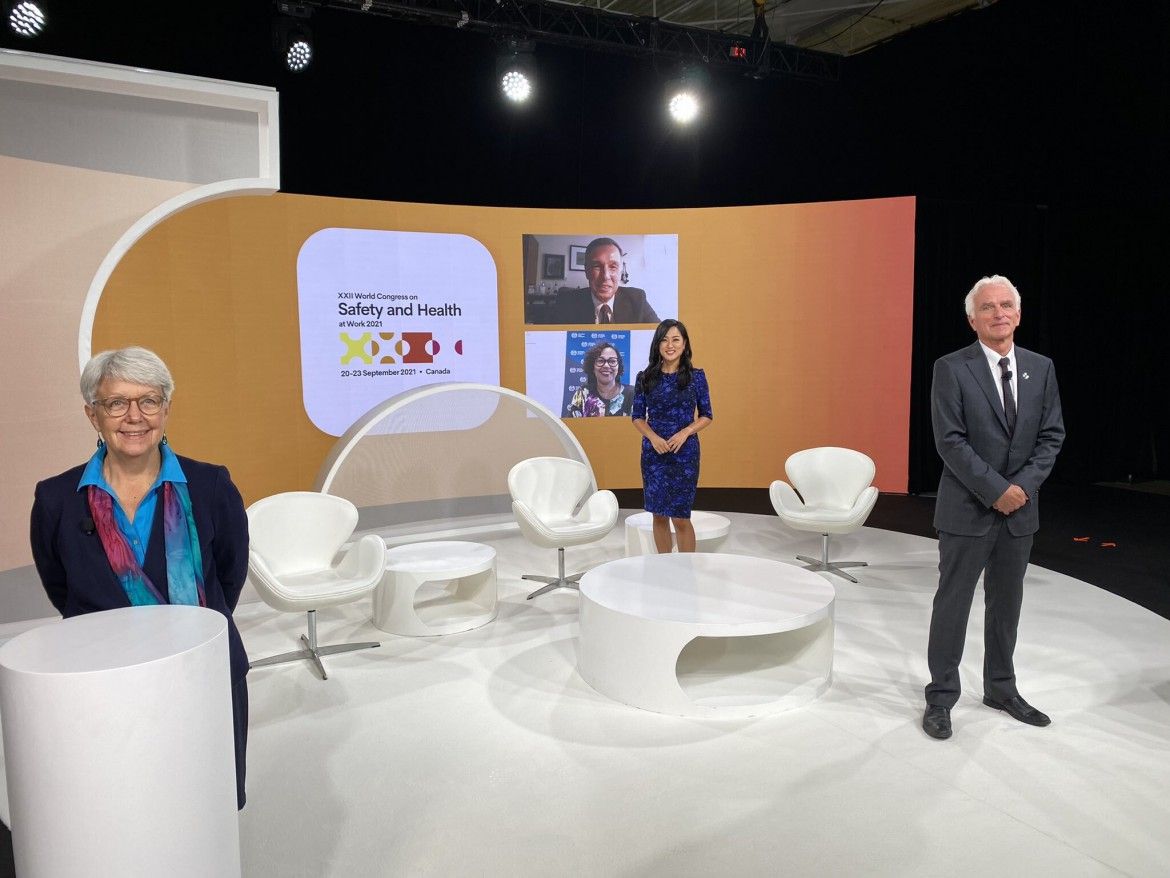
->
xmin=668 ymin=91 xmax=699 ymax=124
xmin=497 ymin=39 xmax=536 ymax=105
xmin=501 ymin=68 xmax=531 ymax=103
xmin=666 ymin=69 xmax=707 ymax=125
xmin=286 ymin=36 xmax=312 ymax=72
xmin=7 ymin=1 xmax=47 ymax=38
xmin=273 ymin=3 xmax=314 ymax=73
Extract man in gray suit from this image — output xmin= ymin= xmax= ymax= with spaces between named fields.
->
xmin=923 ymin=275 xmax=1065 ymax=740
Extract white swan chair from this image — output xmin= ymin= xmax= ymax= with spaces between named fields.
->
xmin=508 ymin=457 xmax=619 ymax=599
xmin=769 ymin=447 xmax=879 ymax=583
xmin=246 ymin=491 xmax=385 ymax=679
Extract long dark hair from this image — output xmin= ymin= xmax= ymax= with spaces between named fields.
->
xmin=636 ymin=319 xmax=693 ymax=395
xmin=582 ymin=342 xmax=624 ymax=395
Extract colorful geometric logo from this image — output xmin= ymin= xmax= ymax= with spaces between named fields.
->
xmin=339 ymin=331 xmax=465 ymax=365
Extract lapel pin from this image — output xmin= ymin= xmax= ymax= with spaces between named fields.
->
xmin=1022 ymin=372 xmax=1029 ymax=380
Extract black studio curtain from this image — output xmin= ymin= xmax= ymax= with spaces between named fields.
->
xmin=909 ymin=199 xmax=1170 ymax=493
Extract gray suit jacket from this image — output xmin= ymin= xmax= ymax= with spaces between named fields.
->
xmin=931 ymin=342 xmax=1064 ymax=537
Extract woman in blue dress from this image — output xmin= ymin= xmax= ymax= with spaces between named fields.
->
xmin=631 ymin=319 xmax=713 ymax=552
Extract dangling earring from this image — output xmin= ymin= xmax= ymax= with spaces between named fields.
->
xmin=96 ymin=436 xmax=105 ymax=449
xmin=161 ymin=434 xmax=168 ymax=446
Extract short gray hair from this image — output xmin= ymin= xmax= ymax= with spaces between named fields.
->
xmin=81 ymin=347 xmax=174 ymax=404
xmin=964 ymin=275 xmax=1021 ymax=318
xmin=585 ymin=237 xmax=625 ymax=258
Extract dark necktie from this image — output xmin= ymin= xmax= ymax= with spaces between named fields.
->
xmin=998 ymin=356 xmax=1016 ymax=435
xmin=599 ymin=304 xmax=612 ymax=324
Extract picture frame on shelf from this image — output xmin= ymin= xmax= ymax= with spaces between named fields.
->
xmin=542 ymin=253 xmax=566 ymax=280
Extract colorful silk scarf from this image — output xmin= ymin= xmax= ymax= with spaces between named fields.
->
xmin=87 ymin=481 xmax=206 ymax=607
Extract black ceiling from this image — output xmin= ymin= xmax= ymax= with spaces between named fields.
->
xmin=4 ymin=0 xmax=1167 ymax=210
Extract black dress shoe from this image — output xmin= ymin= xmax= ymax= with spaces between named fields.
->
xmin=923 ymin=705 xmax=952 ymax=739
xmin=983 ymin=695 xmax=1051 ymax=727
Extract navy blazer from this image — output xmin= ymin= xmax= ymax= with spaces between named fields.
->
xmin=30 ymin=454 xmax=251 ymax=681
xmin=931 ymin=342 xmax=1065 ymax=538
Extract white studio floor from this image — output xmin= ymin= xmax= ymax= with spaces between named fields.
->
xmin=4 ymin=510 xmax=1169 ymax=877
xmin=223 ymin=511 xmax=1170 ymax=878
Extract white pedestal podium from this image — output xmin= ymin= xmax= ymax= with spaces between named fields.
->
xmin=0 ymin=605 xmax=241 ymax=878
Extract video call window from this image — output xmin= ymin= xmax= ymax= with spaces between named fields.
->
xmin=522 ymin=234 xmax=678 ymax=326
xmin=525 ymin=330 xmax=655 ymax=420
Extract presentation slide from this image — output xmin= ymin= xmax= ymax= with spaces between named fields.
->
xmin=296 ymin=228 xmax=500 ymax=436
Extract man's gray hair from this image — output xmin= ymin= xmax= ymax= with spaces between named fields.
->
xmin=584 ymin=236 xmax=625 ymax=258
xmin=80 ymin=347 xmax=174 ymax=404
xmin=964 ymin=275 xmax=1022 ymax=318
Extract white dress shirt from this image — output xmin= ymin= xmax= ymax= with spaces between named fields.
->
xmin=978 ymin=342 xmax=1017 ymax=412
xmin=591 ymin=292 xmax=616 ymax=324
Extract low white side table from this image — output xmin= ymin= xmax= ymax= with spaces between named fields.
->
xmin=373 ymin=540 xmax=497 ymax=636
xmin=0 ymin=605 xmax=241 ymax=877
xmin=578 ymin=553 xmax=835 ymax=718
xmin=624 ymin=510 xmax=731 ymax=556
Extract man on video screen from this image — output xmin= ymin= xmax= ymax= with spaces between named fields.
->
xmin=550 ymin=238 xmax=660 ymax=325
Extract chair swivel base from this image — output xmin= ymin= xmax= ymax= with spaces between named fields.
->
xmin=522 ymin=572 xmax=584 ymax=600
xmin=249 ymin=635 xmax=380 ymax=680
xmin=794 ymin=532 xmax=868 ymax=584
xmin=249 ymin=609 xmax=379 ymax=680
xmin=523 ymin=546 xmax=587 ymax=600
xmin=795 ymin=555 xmax=867 ymax=583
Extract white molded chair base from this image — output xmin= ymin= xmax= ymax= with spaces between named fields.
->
xmin=249 ymin=609 xmax=379 ymax=680
xmin=522 ymin=547 xmax=584 ymax=600
xmin=795 ymin=533 xmax=868 ymax=584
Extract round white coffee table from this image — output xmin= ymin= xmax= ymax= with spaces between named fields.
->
xmin=578 ymin=553 xmax=835 ymax=717
xmin=374 ymin=541 xmax=497 ymax=636
xmin=624 ymin=510 xmax=731 ymax=556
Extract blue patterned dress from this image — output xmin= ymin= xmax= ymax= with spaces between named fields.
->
xmin=632 ymin=368 xmax=713 ymax=519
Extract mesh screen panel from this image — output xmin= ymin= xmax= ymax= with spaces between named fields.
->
xmin=317 ymin=385 xmax=590 ymax=540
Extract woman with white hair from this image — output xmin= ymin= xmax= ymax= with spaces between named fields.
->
xmin=30 ymin=346 xmax=251 ymax=809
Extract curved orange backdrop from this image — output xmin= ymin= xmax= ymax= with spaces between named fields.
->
xmin=94 ymin=193 xmax=915 ymax=504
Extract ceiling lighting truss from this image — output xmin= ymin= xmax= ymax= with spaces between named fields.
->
xmin=302 ymin=0 xmax=840 ymax=81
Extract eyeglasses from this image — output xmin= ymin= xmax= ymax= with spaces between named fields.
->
xmin=595 ymin=357 xmax=619 ymax=367
xmin=94 ymin=395 xmax=165 ymax=417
